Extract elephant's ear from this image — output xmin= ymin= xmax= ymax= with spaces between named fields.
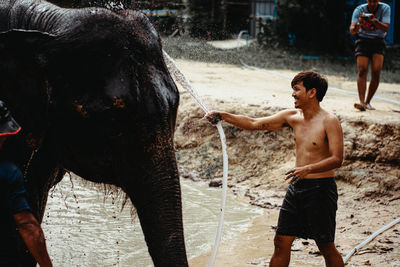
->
xmin=0 ymin=30 xmax=55 ymax=142
xmin=0 ymin=30 xmax=56 ymax=52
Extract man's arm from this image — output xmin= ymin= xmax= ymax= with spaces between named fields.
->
xmin=350 ymin=14 xmax=390 ymax=35
xmin=370 ymin=17 xmax=389 ymax=32
xmin=14 ymin=211 xmax=53 ymax=267
xmin=286 ymin=115 xmax=343 ymax=180
xmin=206 ymin=109 xmax=294 ymax=131
xmin=349 ymin=7 xmax=362 ymax=35
xmin=349 ymin=21 xmax=362 ymax=35
xmin=371 ymin=4 xmax=391 ymax=32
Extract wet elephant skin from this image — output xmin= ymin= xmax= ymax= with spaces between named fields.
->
xmin=0 ymin=1 xmax=187 ymax=266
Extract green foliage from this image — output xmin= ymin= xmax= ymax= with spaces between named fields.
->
xmin=131 ymin=0 xmax=184 ymax=9
xmin=187 ymin=0 xmax=227 ymax=40
xmin=256 ymin=18 xmax=280 ymax=48
xmin=77 ymin=0 xmax=131 ymax=9
xmin=258 ymin=0 xmax=355 ymax=55
xmin=49 ymin=0 xmax=185 ymax=36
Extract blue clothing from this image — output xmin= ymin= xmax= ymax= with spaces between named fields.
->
xmin=0 ymin=161 xmax=32 ymax=266
xmin=351 ymin=2 xmax=391 ymax=39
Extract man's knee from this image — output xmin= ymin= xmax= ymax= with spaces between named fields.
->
xmin=358 ymin=66 xmax=368 ymax=77
xmin=317 ymin=242 xmax=344 ymax=266
xmin=370 ymin=69 xmax=381 ymax=81
xmin=316 ymin=242 xmax=337 ymax=256
xmin=273 ymin=235 xmax=294 ymax=250
xmin=273 ymin=235 xmax=283 ymax=248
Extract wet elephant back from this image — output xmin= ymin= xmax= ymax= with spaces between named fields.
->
xmin=3 ymin=0 xmax=108 ymax=34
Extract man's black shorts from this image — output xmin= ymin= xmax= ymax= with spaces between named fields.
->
xmin=276 ymin=178 xmax=338 ymax=243
xmin=355 ymin=37 xmax=386 ymax=58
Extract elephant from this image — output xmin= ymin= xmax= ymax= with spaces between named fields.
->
xmin=0 ymin=0 xmax=188 ymax=266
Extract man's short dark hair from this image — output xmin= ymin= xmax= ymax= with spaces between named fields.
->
xmin=291 ymin=71 xmax=328 ymax=102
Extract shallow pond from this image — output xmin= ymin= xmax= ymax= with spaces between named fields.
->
xmin=42 ymin=174 xmax=263 ymax=266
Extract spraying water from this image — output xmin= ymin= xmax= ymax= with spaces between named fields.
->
xmin=163 ymin=50 xmax=229 ymax=267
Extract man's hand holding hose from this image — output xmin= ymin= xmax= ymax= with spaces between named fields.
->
xmin=205 ymin=111 xmax=223 ymax=125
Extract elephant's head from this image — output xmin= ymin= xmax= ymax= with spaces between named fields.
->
xmin=0 ymin=1 xmax=186 ymax=266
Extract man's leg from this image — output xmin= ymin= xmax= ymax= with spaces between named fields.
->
xmin=355 ymin=56 xmax=369 ymax=111
xmin=365 ymin=53 xmax=384 ymax=109
xmin=316 ymin=242 xmax=344 ymax=267
xmin=269 ymin=234 xmax=296 ymax=267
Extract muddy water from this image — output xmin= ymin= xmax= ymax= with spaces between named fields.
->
xmin=42 ymin=174 xmax=263 ymax=266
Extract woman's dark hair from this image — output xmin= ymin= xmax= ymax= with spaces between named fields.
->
xmin=291 ymin=71 xmax=328 ymax=102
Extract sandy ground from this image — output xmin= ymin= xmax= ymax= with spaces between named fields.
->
xmin=174 ymin=60 xmax=400 ymax=124
xmin=170 ymin=59 xmax=400 ymax=266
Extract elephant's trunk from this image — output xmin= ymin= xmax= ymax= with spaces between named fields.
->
xmin=115 ymin=129 xmax=187 ymax=267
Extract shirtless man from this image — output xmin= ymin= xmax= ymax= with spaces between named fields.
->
xmin=206 ymin=71 xmax=344 ymax=267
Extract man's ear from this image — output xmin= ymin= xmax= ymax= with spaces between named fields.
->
xmin=308 ymin=88 xmax=317 ymax=99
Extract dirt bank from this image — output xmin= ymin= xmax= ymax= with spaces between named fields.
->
xmin=172 ymin=60 xmax=400 ymax=266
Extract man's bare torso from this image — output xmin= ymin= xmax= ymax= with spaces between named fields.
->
xmin=288 ymin=109 xmax=334 ymax=178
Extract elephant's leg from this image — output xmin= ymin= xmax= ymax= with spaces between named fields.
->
xmin=119 ymin=139 xmax=188 ymax=267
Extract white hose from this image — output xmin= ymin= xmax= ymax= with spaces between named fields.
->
xmin=344 ymin=216 xmax=400 ymax=264
xmin=163 ymin=50 xmax=229 ymax=266
xmin=207 ymin=122 xmax=228 ymax=267
xmin=163 ymin=51 xmax=210 ymax=113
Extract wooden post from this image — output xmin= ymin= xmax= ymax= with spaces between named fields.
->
xmin=211 ymin=0 xmax=215 ymax=24
xmin=222 ymin=0 xmax=227 ymax=33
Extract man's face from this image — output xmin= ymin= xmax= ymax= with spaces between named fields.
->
xmin=367 ymin=0 xmax=379 ymax=13
xmin=291 ymin=81 xmax=308 ymax=108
